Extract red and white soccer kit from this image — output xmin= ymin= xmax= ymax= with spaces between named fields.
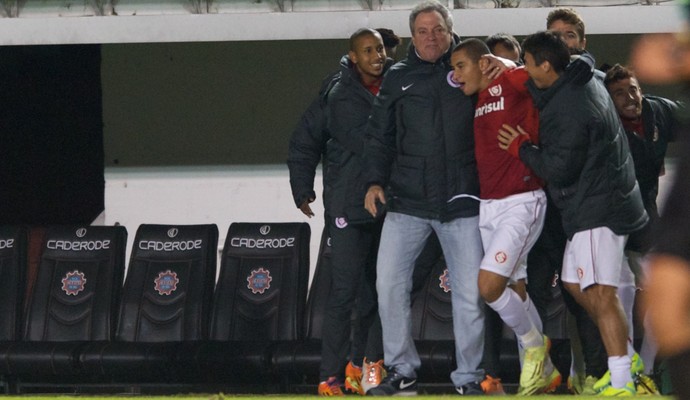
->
xmin=475 ymin=67 xmax=546 ymax=283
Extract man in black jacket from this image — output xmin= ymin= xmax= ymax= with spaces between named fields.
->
xmin=363 ymin=1 xmax=485 ymax=396
xmin=317 ymin=28 xmax=391 ymax=397
xmin=604 ymin=63 xmax=680 ymax=379
xmin=498 ymin=31 xmax=648 ymax=396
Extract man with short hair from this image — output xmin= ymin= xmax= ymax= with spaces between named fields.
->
xmin=604 ymin=63 xmax=680 ymax=380
xmin=450 ymin=38 xmax=561 ymax=395
xmin=317 ymin=27 xmax=391 ymax=397
xmin=363 ymin=0 xmax=485 ymax=395
xmin=498 ymin=30 xmax=648 ymax=396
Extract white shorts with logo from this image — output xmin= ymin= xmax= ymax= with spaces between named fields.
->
xmin=561 ymin=226 xmax=628 ymax=290
xmin=479 ymin=189 xmax=546 ymax=285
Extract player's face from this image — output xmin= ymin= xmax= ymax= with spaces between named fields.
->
xmin=548 ymin=19 xmax=585 ymax=53
xmin=608 ymin=77 xmax=643 ymax=121
xmin=524 ymin=52 xmax=550 ymax=89
xmin=451 ymin=49 xmax=484 ymax=96
xmin=411 ymin=10 xmax=452 ymax=63
xmin=351 ymin=34 xmax=386 ymax=80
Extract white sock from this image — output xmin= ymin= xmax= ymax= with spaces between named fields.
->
xmin=487 ymin=289 xmax=542 ymax=348
xmin=523 ymin=295 xmax=543 ymax=332
xmin=609 ymin=355 xmax=632 ymax=388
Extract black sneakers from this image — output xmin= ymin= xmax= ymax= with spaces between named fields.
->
xmin=366 ymin=370 xmax=417 ymax=396
xmin=456 ymin=381 xmax=485 ymax=395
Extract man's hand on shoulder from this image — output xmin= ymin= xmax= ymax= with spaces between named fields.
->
xmin=481 ymin=54 xmax=516 ymax=80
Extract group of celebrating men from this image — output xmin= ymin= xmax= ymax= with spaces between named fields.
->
xmin=287 ymin=0 xmax=681 ymax=396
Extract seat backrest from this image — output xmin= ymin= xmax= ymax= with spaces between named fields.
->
xmin=23 ymin=225 xmax=127 ymax=342
xmin=410 ymin=255 xmax=454 ymax=341
xmin=210 ymin=222 xmax=310 ymax=341
xmin=0 ymin=226 xmax=27 ymax=341
xmin=116 ymin=224 xmax=218 ymax=342
xmin=304 ymin=226 xmax=331 ymax=340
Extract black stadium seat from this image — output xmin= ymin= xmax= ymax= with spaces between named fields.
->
xmin=79 ymin=224 xmax=218 ymax=383
xmin=272 ymin=226 xmax=330 ymax=385
xmin=185 ymin=222 xmax=310 ymax=387
xmin=0 ymin=226 xmax=27 ymax=342
xmin=0 ymin=226 xmax=28 ymax=393
xmin=0 ymin=225 xmax=127 ymax=390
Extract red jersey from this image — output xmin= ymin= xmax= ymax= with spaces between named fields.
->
xmin=474 ymin=67 xmax=542 ymax=199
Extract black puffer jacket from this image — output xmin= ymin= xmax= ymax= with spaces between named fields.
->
xmin=363 ymin=36 xmax=479 ymax=222
xmin=324 ymin=55 xmax=392 ymax=223
xmin=286 ymin=71 xmax=340 ymax=208
xmin=625 ymin=95 xmax=680 ymax=251
xmin=520 ymin=70 xmax=648 ymax=239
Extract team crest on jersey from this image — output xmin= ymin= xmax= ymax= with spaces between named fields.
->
xmin=154 ymin=270 xmax=179 ymax=295
xmin=447 ymin=71 xmax=460 ymax=88
xmin=335 ymin=217 xmax=348 ymax=229
xmin=438 ymin=268 xmax=451 ymax=293
xmin=247 ymin=267 xmax=272 ymax=294
xmin=494 ymin=251 xmax=507 ymax=264
xmin=61 ymin=270 xmax=87 ymax=296
xmin=488 ymin=84 xmax=503 ymax=97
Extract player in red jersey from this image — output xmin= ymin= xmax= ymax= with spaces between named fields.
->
xmin=450 ymin=38 xmax=560 ymax=395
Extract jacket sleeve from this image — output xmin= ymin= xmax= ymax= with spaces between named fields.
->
xmin=325 ymin=83 xmax=368 ymax=155
xmin=286 ymin=95 xmax=327 ymax=208
xmin=363 ymin=72 xmax=400 ymax=187
xmin=519 ymin=112 xmax=588 ymax=188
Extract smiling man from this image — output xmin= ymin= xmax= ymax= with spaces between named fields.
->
xmin=498 ymin=31 xmax=648 ymax=397
xmin=317 ymin=27 xmax=392 ymax=397
xmin=363 ymin=1 xmax=484 ymax=396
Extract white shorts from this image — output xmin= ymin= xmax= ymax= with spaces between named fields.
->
xmin=561 ymin=226 xmax=628 ymax=290
xmin=479 ymin=189 xmax=546 ymax=284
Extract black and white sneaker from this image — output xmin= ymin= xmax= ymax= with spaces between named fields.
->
xmin=366 ymin=370 xmax=417 ymax=396
xmin=456 ymin=381 xmax=484 ymax=395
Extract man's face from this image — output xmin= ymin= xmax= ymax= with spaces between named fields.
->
xmin=548 ymin=19 xmax=585 ymax=53
xmin=524 ymin=52 xmax=550 ymax=89
xmin=350 ymin=34 xmax=386 ymax=80
xmin=411 ymin=10 xmax=452 ymax=63
xmin=607 ymin=77 xmax=643 ymax=121
xmin=451 ymin=49 xmax=484 ymax=96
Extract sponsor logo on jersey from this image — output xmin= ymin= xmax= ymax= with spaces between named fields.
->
xmin=446 ymin=71 xmax=460 ymax=88
xmin=259 ymin=225 xmax=271 ymax=235
xmin=577 ymin=267 xmax=584 ymax=280
xmin=0 ymin=239 xmax=14 ymax=250
xmin=167 ymin=228 xmax=179 ymax=238
xmin=439 ymin=268 xmax=451 ymax=293
xmin=76 ymin=228 xmax=87 ymax=238
xmin=247 ymin=267 xmax=272 ymax=294
xmin=62 ymin=270 xmax=87 ymax=296
xmin=154 ymin=270 xmax=179 ymax=295
xmin=494 ymin=251 xmax=507 ymax=264
xmin=335 ymin=217 xmax=348 ymax=229
xmin=475 ymin=97 xmax=505 ymax=117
